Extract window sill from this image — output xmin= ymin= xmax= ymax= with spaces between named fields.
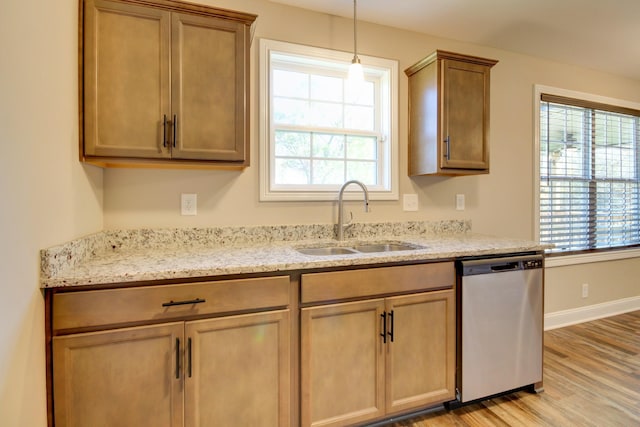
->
xmin=259 ymin=190 xmax=399 ymax=202
xmin=545 ymin=248 xmax=640 ymax=268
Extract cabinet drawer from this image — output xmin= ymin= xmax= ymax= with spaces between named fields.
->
xmin=301 ymin=262 xmax=454 ymax=304
xmin=53 ymin=276 xmax=290 ymax=332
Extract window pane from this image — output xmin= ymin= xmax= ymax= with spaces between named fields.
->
xmin=309 ymin=101 xmax=343 ymax=128
xmin=274 ymin=98 xmax=309 ymax=125
xmin=310 ymin=75 xmax=343 ymax=102
xmin=543 ymin=104 xmax=587 ymax=178
xmin=539 ymin=179 xmax=591 ymax=251
xmin=345 ymin=105 xmax=375 ymax=131
xmin=347 ymin=136 xmax=377 ymax=160
xmin=548 ymin=144 xmax=586 ymax=178
xmin=312 ymin=134 xmax=345 ymax=158
xmin=345 ymin=80 xmax=374 ymax=105
xmin=312 ymin=160 xmax=344 ymax=184
xmin=595 ymin=181 xmax=640 ymax=248
xmin=594 ymin=112 xmax=636 ymax=180
xmin=275 ymin=158 xmax=310 ymax=184
xmin=347 ymin=161 xmax=377 ymax=184
xmin=273 ymin=69 xmax=308 ymax=98
xmin=540 ymin=103 xmax=550 ymax=177
xmin=275 ymin=131 xmax=310 ymax=157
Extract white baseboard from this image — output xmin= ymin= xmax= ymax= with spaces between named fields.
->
xmin=544 ymin=296 xmax=640 ymax=330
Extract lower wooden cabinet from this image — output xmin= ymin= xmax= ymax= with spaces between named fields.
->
xmin=52 ymin=302 xmax=290 ymax=426
xmin=185 ymin=311 xmax=290 ymax=426
xmin=301 ymin=299 xmax=386 ymax=426
xmin=300 ymin=289 xmax=455 ymax=427
xmin=49 ymin=264 xmax=455 ymax=427
xmin=53 ymin=322 xmax=184 ymax=427
xmin=47 ymin=276 xmax=292 ymax=427
xmin=386 ymin=291 xmax=456 ymax=414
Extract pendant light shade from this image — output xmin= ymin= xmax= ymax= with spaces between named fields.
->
xmin=349 ymin=59 xmax=364 ymax=81
xmin=348 ymin=0 xmax=364 ymax=81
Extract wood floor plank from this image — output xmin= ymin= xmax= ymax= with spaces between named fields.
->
xmin=384 ymin=310 xmax=640 ymax=427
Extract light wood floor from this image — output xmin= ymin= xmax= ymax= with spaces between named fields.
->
xmin=388 ymin=310 xmax=640 ymax=427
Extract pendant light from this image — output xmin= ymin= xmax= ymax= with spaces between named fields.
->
xmin=348 ymin=0 xmax=364 ymax=81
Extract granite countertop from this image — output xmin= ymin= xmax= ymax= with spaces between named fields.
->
xmin=40 ymin=220 xmax=550 ymax=288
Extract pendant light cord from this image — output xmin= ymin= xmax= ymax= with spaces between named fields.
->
xmin=353 ymin=0 xmax=358 ymax=61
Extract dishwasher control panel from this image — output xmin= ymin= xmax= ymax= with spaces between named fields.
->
xmin=523 ymin=258 xmax=543 ymax=269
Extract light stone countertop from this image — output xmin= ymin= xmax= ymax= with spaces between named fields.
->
xmin=40 ymin=221 xmax=550 ymax=288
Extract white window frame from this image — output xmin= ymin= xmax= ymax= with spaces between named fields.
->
xmin=259 ymin=38 xmax=399 ymax=201
xmin=533 ymin=84 xmax=640 ymax=266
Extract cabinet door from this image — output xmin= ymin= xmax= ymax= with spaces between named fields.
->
xmin=52 ymin=322 xmax=183 ymax=427
xmin=386 ymin=290 xmax=456 ymax=414
xmin=171 ymin=13 xmax=247 ymax=162
xmin=184 ymin=310 xmax=290 ymax=427
xmin=301 ymin=300 xmax=386 ymax=427
xmin=83 ymin=0 xmax=171 ymax=159
xmin=441 ymin=58 xmax=491 ymax=170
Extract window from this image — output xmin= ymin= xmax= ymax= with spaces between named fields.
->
xmin=538 ymin=89 xmax=640 ymax=254
xmin=259 ymin=39 xmax=398 ymax=201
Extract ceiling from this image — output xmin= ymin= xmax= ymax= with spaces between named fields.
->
xmin=268 ymin=0 xmax=640 ymax=82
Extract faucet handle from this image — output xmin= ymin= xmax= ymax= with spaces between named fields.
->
xmin=345 ymin=211 xmax=354 ymax=226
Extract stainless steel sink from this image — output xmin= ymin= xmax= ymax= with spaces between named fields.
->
xmin=296 ymin=241 xmax=424 ymax=256
xmin=297 ymin=247 xmax=358 ymax=256
xmin=352 ymin=243 xmax=421 ymax=253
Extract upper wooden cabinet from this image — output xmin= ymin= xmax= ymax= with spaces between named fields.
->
xmin=405 ymin=51 xmax=498 ymax=176
xmin=80 ymin=0 xmax=256 ymax=168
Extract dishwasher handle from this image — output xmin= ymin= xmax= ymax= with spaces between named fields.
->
xmin=490 ymin=262 xmax=520 ymax=272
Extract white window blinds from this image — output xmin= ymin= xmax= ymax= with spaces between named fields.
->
xmin=539 ymin=94 xmax=640 ymax=253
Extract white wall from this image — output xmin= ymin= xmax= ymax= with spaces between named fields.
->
xmin=1 ymin=0 xmax=639 ymax=425
xmin=0 ymin=1 xmax=103 ymax=426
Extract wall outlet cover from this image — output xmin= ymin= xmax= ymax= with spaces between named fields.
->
xmin=581 ymin=283 xmax=589 ymax=298
xmin=403 ymin=194 xmax=419 ymax=211
xmin=181 ymin=193 xmax=197 ymax=216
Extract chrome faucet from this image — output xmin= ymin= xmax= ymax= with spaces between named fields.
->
xmin=337 ymin=180 xmax=370 ymax=240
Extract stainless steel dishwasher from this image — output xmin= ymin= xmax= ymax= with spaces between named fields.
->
xmin=457 ymin=254 xmax=544 ymax=403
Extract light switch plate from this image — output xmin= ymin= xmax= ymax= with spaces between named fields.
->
xmin=456 ymin=194 xmax=465 ymax=211
xmin=181 ymin=193 xmax=197 ymax=216
xmin=403 ymin=194 xmax=419 ymax=211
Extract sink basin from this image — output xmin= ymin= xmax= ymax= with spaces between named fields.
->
xmin=297 ymin=247 xmax=358 ymax=256
xmin=296 ymin=241 xmax=424 ymax=256
xmin=352 ymin=243 xmax=421 ymax=253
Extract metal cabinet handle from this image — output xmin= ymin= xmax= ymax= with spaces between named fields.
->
xmin=187 ymin=337 xmax=192 ymax=378
xmin=173 ymin=114 xmax=177 ymax=148
xmin=175 ymin=338 xmax=180 ymax=379
xmin=388 ymin=310 xmax=394 ymax=343
xmin=444 ymin=136 xmax=451 ymax=160
xmin=162 ymin=298 xmax=206 ymax=307
xmin=380 ymin=312 xmax=387 ymax=344
xmin=163 ymin=115 xmax=168 ymax=148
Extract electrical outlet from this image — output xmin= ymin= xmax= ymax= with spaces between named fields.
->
xmin=581 ymin=283 xmax=589 ymax=298
xmin=403 ymin=194 xmax=419 ymax=211
xmin=181 ymin=193 xmax=197 ymax=216
xmin=456 ymin=194 xmax=465 ymax=211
